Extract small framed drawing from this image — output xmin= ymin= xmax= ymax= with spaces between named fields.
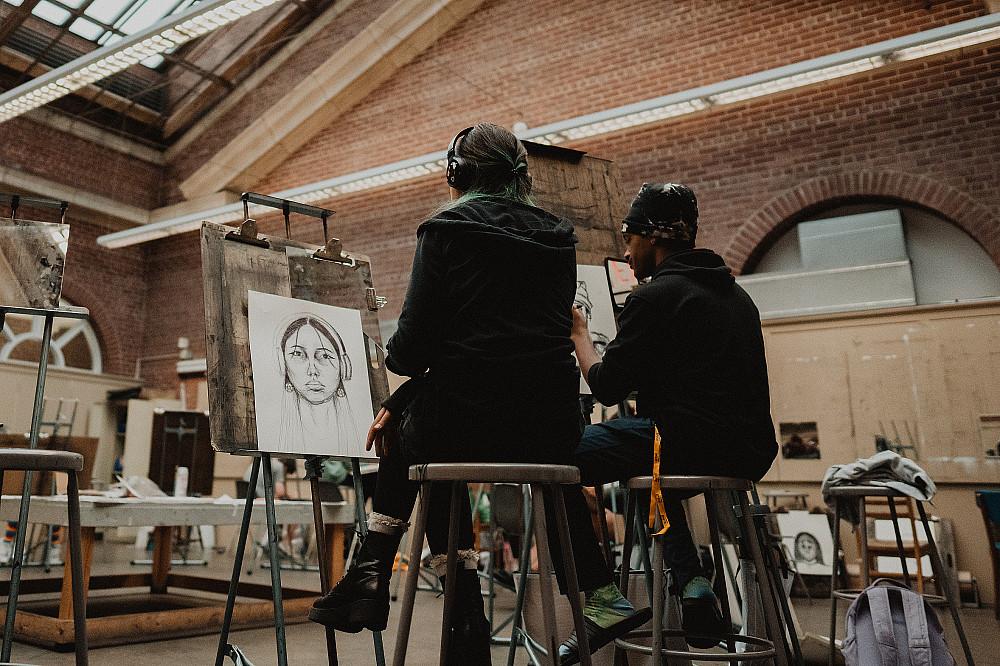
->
xmin=775 ymin=510 xmax=834 ymax=576
xmin=248 ymin=291 xmax=375 ymax=458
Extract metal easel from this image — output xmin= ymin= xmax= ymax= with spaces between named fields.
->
xmin=214 ymin=193 xmax=386 ymax=666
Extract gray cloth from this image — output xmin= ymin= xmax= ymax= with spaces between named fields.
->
xmin=822 ymin=450 xmax=936 ymax=525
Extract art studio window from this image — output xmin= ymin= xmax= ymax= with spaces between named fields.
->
xmin=0 ymin=298 xmax=103 ymax=373
xmin=738 ymin=202 xmax=1000 ymax=319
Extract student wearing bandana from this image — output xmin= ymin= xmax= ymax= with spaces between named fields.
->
xmin=559 ymin=183 xmax=778 ymax=664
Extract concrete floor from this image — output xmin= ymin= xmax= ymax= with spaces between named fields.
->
xmin=3 ymin=541 xmax=997 ymax=665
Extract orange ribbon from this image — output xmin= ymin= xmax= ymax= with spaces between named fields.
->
xmin=648 ymin=425 xmax=670 ymax=536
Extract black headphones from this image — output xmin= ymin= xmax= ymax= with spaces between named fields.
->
xmin=446 ymin=126 xmax=475 ymax=191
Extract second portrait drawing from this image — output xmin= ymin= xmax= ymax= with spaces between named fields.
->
xmin=248 ymin=291 xmax=375 ymax=458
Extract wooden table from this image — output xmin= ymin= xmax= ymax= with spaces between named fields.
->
xmin=0 ymin=495 xmax=353 ymax=649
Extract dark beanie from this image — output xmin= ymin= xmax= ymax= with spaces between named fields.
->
xmin=622 ymin=183 xmax=698 ymax=242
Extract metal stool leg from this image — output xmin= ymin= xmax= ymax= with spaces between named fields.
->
xmin=650 ymin=516 xmax=664 ymax=666
xmin=618 ymin=489 xmax=636 ymax=592
xmin=593 ymin=484 xmax=614 ymax=572
xmin=530 ymin=483 xmax=560 ymax=666
xmin=550 ymin=485 xmax=592 ymax=666
xmin=886 ymin=497 xmax=911 ymax=588
xmin=735 ymin=492 xmax=789 ymax=666
xmin=915 ymin=502 xmax=975 ymax=666
xmin=828 ymin=499 xmax=841 ymax=666
xmin=506 ymin=485 xmax=535 ymax=666
xmin=66 ymin=470 xmax=87 ymax=666
xmin=705 ymin=491 xmax=736 ymax=665
xmin=439 ymin=481 xmax=463 ymax=666
xmin=393 ymin=481 xmax=431 ymax=666
xmin=859 ymin=498 xmax=871 ymax=588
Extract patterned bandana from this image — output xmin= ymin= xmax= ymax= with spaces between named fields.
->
xmin=621 ymin=182 xmax=698 ymax=241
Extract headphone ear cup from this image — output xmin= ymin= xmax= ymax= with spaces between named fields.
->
xmin=447 ymin=156 xmax=473 ymax=191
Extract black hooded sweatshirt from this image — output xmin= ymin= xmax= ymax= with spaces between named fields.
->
xmin=384 ymin=196 xmax=582 ymax=462
xmin=587 ymin=249 xmax=778 ymax=480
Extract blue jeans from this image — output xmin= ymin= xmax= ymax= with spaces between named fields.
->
xmin=574 ymin=417 xmax=705 ymax=590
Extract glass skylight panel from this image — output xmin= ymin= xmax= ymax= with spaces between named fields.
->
xmin=84 ymin=0 xmax=133 ymax=25
xmin=68 ymin=17 xmax=106 ymax=41
xmin=5 ymin=0 xmax=24 ymax=7
xmin=119 ymin=1 xmax=178 ymax=36
xmin=32 ymin=1 xmax=72 ymax=26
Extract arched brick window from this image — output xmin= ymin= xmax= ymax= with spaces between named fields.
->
xmin=1 ymin=298 xmax=103 ymax=373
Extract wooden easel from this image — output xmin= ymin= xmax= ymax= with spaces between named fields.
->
xmin=203 ymin=193 xmax=390 ymax=666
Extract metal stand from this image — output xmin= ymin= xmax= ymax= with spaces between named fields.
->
xmin=351 ymin=457 xmax=387 ymax=665
xmin=0 ymin=305 xmax=89 ymax=662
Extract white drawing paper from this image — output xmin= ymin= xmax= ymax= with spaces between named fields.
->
xmin=775 ymin=510 xmax=834 ymax=576
xmin=248 ymin=291 xmax=375 ymax=458
xmin=575 ymin=265 xmax=617 ymax=395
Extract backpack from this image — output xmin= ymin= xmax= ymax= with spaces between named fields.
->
xmin=842 ymin=578 xmax=954 ymax=666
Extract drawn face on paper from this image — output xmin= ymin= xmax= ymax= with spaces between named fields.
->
xmin=794 ymin=532 xmax=822 ymax=564
xmin=281 ymin=319 xmax=346 ymax=405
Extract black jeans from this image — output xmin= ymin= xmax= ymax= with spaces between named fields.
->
xmin=568 ymin=417 xmax=703 ymax=590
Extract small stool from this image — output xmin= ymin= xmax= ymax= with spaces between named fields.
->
xmin=615 ymin=476 xmax=790 ymax=666
xmin=393 ymin=463 xmax=592 ymax=666
xmin=827 ymin=486 xmax=974 ymax=666
xmin=0 ymin=448 xmax=88 ymax=666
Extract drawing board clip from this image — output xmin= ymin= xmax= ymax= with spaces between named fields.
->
xmin=225 ymin=218 xmax=270 ymax=248
xmin=312 ymin=237 xmax=356 ymax=267
xmin=366 ymin=287 xmax=387 ymax=311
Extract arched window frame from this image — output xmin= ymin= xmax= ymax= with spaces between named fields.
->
xmin=0 ymin=298 xmax=103 ymax=374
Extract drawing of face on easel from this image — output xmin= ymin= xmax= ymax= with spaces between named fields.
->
xmin=249 ymin=291 xmax=375 ymax=458
xmin=574 ymin=280 xmax=610 ymax=356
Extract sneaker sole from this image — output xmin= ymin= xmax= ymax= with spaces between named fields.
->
xmin=682 ymin=597 xmax=726 ymax=649
xmin=559 ymin=607 xmax=653 ymax=665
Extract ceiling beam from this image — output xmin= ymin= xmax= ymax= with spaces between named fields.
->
xmin=0 ymin=165 xmax=150 ymax=229
xmin=178 ymin=0 xmax=484 ymax=199
xmin=24 ymin=106 xmax=165 ymax=164
xmin=0 ymin=1 xmax=42 ymax=46
xmin=165 ymin=0 xmax=356 ymax=159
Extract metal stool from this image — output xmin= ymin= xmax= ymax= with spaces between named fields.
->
xmin=393 ymin=463 xmax=592 ymax=666
xmin=616 ymin=476 xmax=789 ymax=665
xmin=0 ymin=448 xmax=87 ymax=666
xmin=827 ymin=485 xmax=974 ymax=666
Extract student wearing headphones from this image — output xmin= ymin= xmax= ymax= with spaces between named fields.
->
xmin=561 ymin=183 xmax=778 ymax=663
xmin=310 ymin=123 xmax=622 ymax=662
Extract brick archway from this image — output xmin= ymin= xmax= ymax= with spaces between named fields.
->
xmin=722 ymin=171 xmax=1000 ymax=274
xmin=60 ymin=281 xmax=125 ymax=376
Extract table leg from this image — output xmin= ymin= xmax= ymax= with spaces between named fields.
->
xmin=325 ymin=524 xmax=345 ymax=585
xmin=151 ymin=526 xmax=173 ymax=593
xmin=59 ymin=526 xmax=94 ymax=621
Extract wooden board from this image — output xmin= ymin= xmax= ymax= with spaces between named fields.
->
xmin=0 ymin=435 xmax=98 ymax=493
xmin=525 ymin=142 xmax=629 ymax=265
xmin=0 ymin=219 xmax=67 ymax=309
xmin=201 ymin=222 xmax=390 ymax=453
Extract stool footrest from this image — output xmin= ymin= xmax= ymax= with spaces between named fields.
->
xmin=407 ymin=463 xmax=579 ymax=484
xmin=614 ymin=629 xmax=775 ymax=661
xmin=627 ymin=475 xmax=752 ymax=491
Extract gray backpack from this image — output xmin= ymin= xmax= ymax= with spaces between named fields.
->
xmin=842 ymin=578 xmax=954 ymax=666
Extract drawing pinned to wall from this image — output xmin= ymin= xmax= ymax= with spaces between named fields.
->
xmin=780 ymin=421 xmax=820 ymax=459
xmin=248 ymin=291 xmax=375 ymax=458
xmin=776 ymin=510 xmax=834 ymax=576
xmin=576 ymin=264 xmax=617 ymax=394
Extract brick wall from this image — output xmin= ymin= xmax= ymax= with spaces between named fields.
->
xmin=9 ymin=0 xmax=999 ymax=389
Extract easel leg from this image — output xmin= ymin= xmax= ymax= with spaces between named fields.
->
xmin=262 ymin=454 xmax=288 ymax=666
xmin=309 ymin=472 xmax=338 ymax=666
xmin=2 ymin=313 xmax=53 ymax=662
xmin=214 ymin=456 xmax=259 ymax=666
xmin=351 ymin=458 xmax=386 ymax=666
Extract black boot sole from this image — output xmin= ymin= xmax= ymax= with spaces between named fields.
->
xmin=681 ymin=596 xmax=726 ymax=649
xmin=559 ymin=607 xmax=653 ymax=665
xmin=308 ymin=598 xmax=388 ymax=633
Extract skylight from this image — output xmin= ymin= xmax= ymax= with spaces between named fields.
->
xmin=28 ymin=0 xmax=201 ymax=70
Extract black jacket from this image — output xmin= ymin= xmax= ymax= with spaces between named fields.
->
xmin=587 ymin=249 xmax=778 ymax=480
xmin=385 ymin=196 xmax=582 ymax=462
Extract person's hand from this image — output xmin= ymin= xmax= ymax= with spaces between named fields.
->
xmin=571 ymin=304 xmax=590 ymax=339
xmin=366 ymin=407 xmax=395 ymax=457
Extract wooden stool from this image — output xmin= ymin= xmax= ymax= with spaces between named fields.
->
xmin=827 ymin=485 xmax=974 ymax=666
xmin=393 ymin=463 xmax=592 ymax=666
xmin=0 ymin=448 xmax=87 ymax=666
xmin=615 ymin=475 xmax=789 ymax=665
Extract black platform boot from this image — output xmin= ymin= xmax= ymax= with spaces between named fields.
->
xmin=445 ymin=568 xmax=492 ymax=665
xmin=309 ymin=526 xmax=403 ymax=632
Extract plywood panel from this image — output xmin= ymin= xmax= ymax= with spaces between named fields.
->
xmin=762 ymin=301 xmax=1000 ymax=484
